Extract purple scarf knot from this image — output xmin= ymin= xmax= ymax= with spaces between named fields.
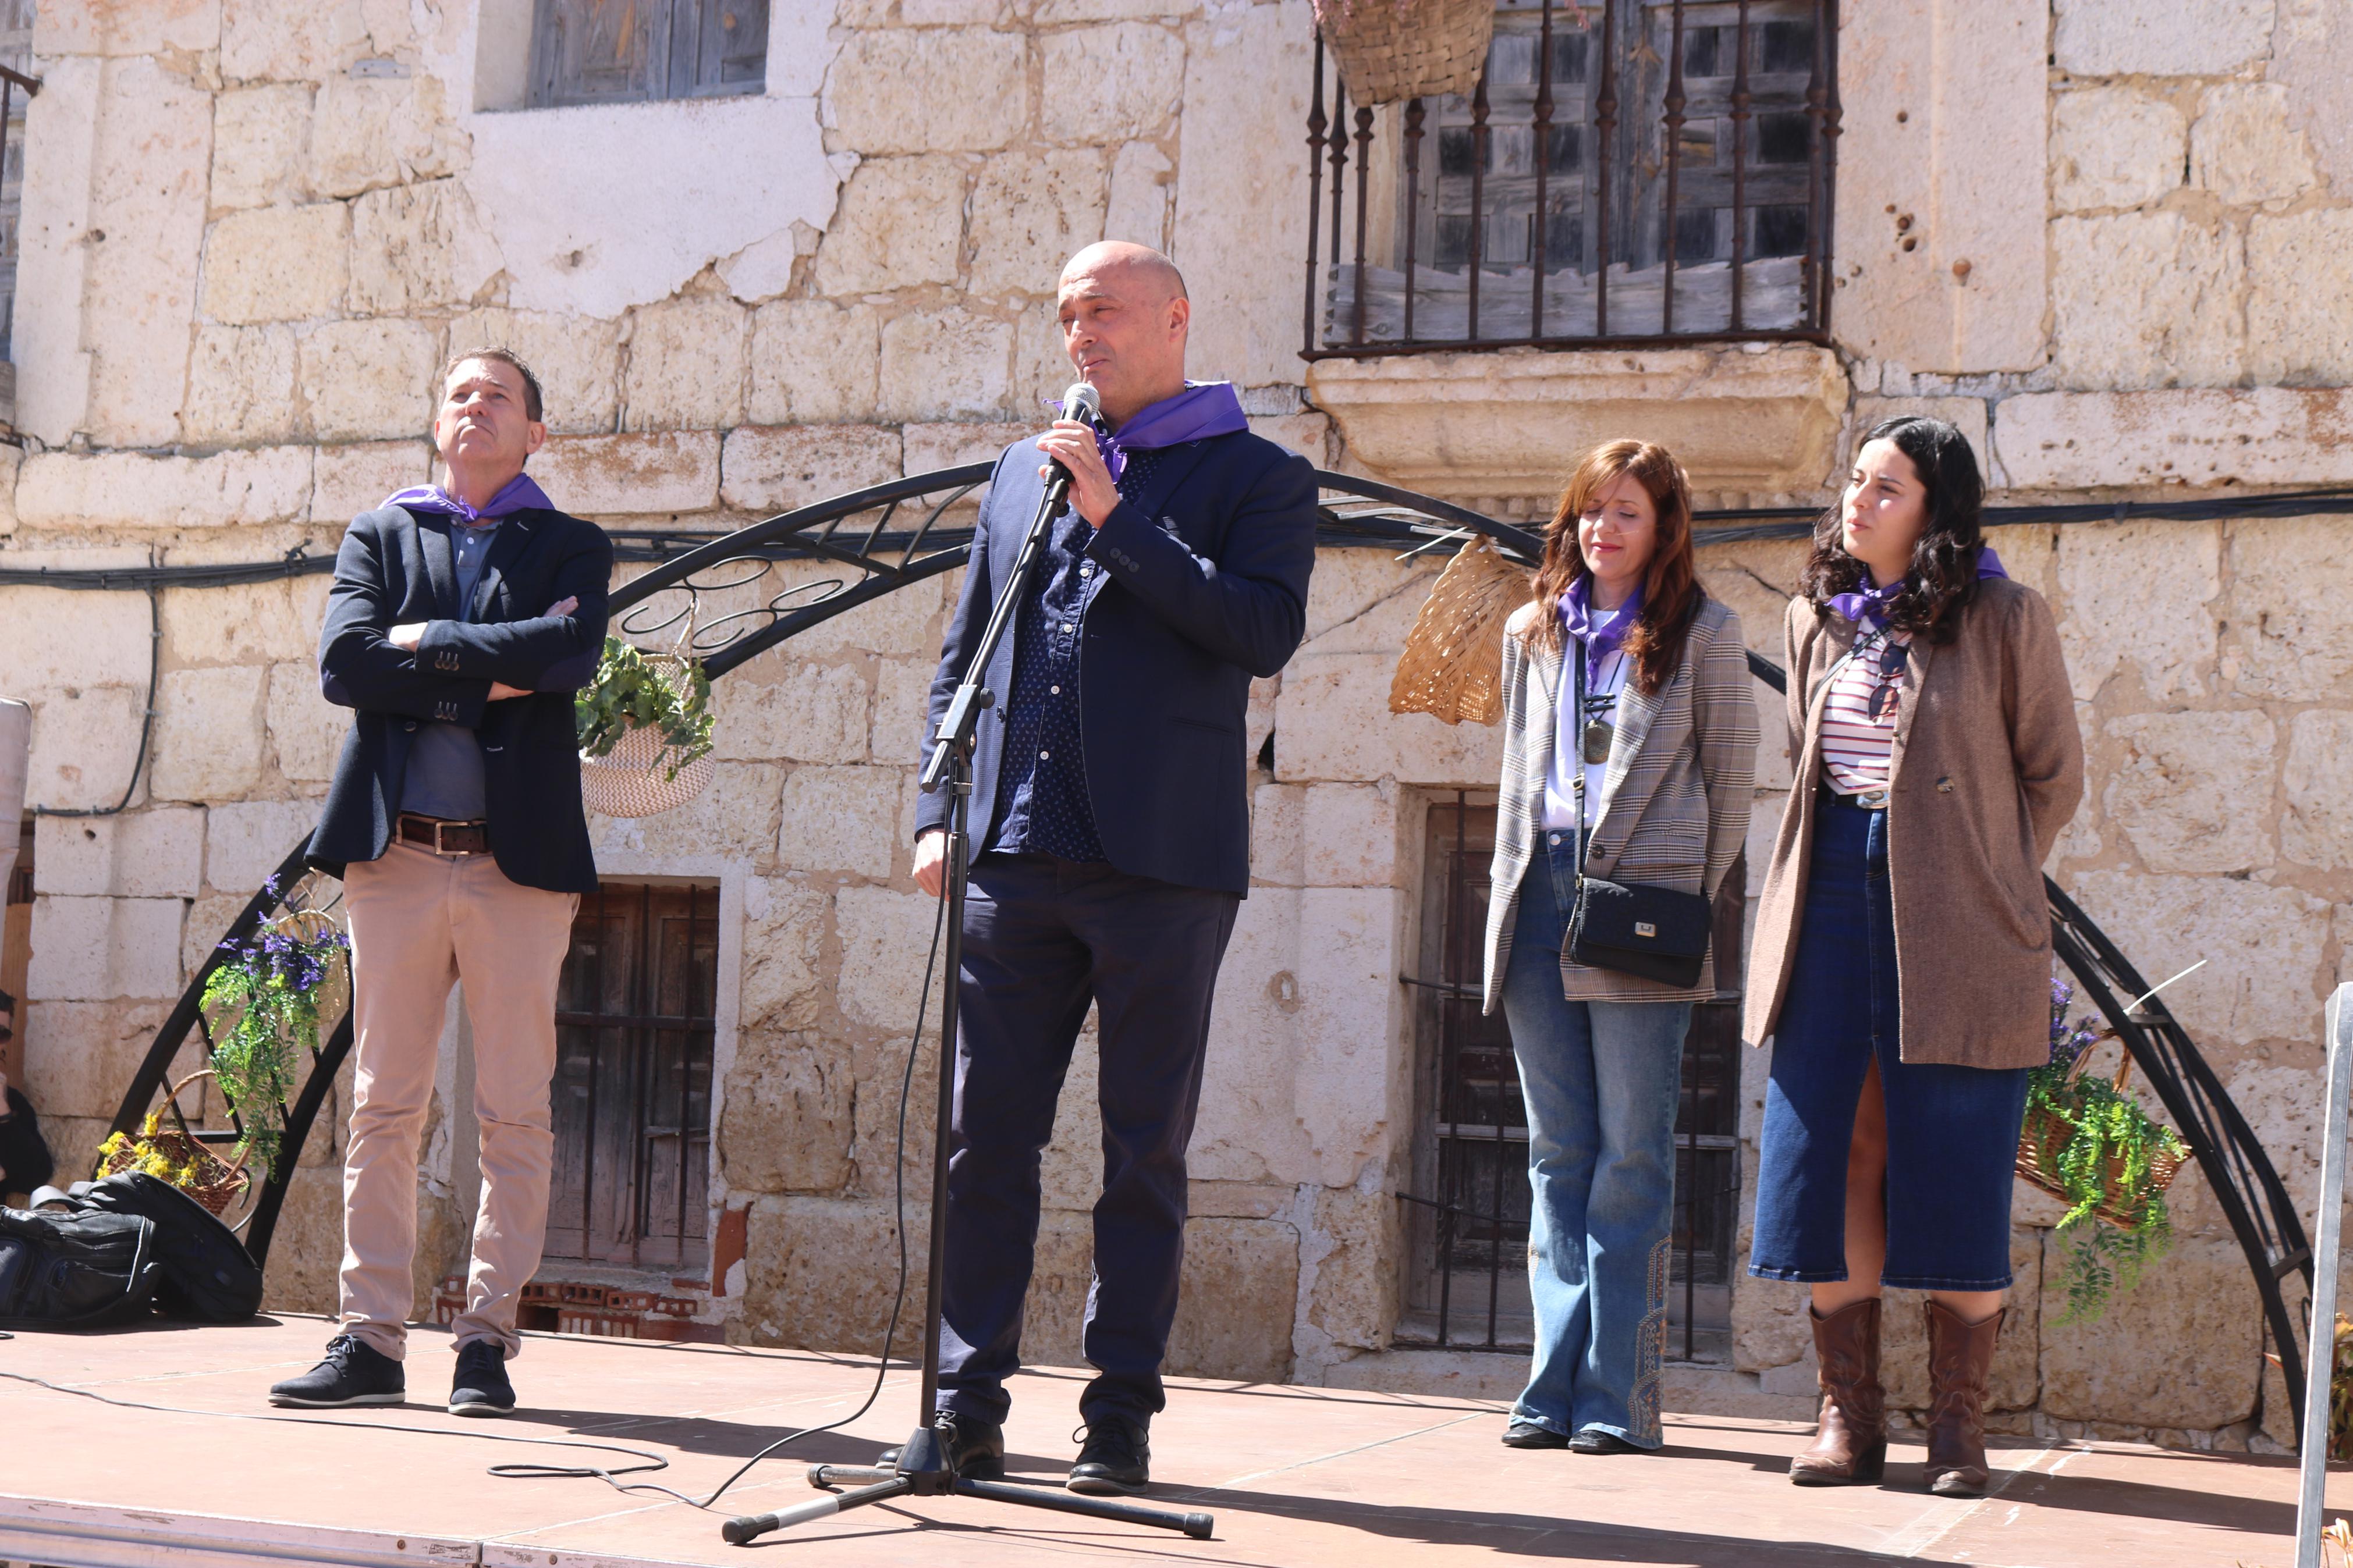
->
xmin=1049 ymin=381 xmax=1249 ymax=482
xmin=1561 ymin=575 xmax=1644 ymax=683
xmin=1827 ymin=546 xmax=2010 ymax=629
xmin=385 ymin=471 xmax=552 ymax=525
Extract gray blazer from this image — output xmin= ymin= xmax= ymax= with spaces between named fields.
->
xmin=1480 ymin=594 xmax=1758 ymax=1011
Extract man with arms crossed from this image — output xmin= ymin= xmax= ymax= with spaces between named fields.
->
xmin=269 ymin=350 xmax=611 ymax=1416
xmin=913 ymin=243 xmax=1318 ymax=1493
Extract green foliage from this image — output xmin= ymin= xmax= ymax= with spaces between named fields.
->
xmin=198 ymin=916 xmax=347 ymax=1176
xmin=2029 ymin=980 xmax=2190 ymax=1325
xmin=574 ymin=637 xmax=714 ymax=782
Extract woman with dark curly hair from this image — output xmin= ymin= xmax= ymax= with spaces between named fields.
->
xmin=1744 ymin=417 xmax=2082 ymax=1496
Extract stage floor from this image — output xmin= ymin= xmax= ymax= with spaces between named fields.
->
xmin=0 ymin=1314 xmax=2334 ymax=1567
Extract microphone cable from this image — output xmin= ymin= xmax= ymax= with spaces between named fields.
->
xmin=0 ymin=867 xmax=953 ymax=1519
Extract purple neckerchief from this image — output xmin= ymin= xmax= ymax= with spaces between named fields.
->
xmin=1561 ymin=575 xmax=1644 ymax=684
xmin=1048 ymin=381 xmax=1249 ymax=482
xmin=384 ymin=471 xmax=552 ymax=525
xmin=1826 ymin=546 xmax=2010 ymax=628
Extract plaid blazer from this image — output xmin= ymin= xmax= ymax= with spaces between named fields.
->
xmin=1480 ymin=594 xmax=1758 ymax=1011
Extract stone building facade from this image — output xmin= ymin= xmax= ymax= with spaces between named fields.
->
xmin=3 ymin=0 xmax=2351 ymax=1452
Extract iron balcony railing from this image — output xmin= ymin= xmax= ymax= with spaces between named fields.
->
xmin=1304 ymin=0 xmax=1840 ymax=356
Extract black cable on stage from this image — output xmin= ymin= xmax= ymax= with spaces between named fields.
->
xmin=0 ymin=869 xmax=952 ymax=1517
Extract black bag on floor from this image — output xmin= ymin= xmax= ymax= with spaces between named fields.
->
xmin=77 ymin=1172 xmax=262 ymax=1322
xmin=0 ymin=1203 xmax=161 ymax=1327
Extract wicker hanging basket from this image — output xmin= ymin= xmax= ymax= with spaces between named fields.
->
xmin=2014 ymin=1036 xmax=2185 ymax=1230
xmin=1314 ymin=0 xmax=1497 ymax=109
xmin=95 ymin=1071 xmax=252 ymax=1218
xmin=579 ymin=649 xmax=715 ymax=820
xmin=1390 ymin=534 xmax=1531 ymax=726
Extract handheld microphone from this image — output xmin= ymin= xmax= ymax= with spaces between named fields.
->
xmin=1042 ymin=381 xmax=1103 ymax=510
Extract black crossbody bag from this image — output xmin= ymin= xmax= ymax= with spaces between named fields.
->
xmin=1565 ymin=648 xmax=1713 ymax=988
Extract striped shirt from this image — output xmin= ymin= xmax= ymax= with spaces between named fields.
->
xmin=1820 ymin=627 xmax=1910 ymax=796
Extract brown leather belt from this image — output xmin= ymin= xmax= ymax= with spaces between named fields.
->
xmin=398 ymin=813 xmax=490 ymax=855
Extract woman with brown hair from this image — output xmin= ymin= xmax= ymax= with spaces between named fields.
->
xmin=1745 ymin=417 xmax=2082 ymax=1496
xmin=1480 ymin=440 xmax=1756 ymax=1452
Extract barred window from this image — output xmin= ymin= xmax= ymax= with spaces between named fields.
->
xmin=530 ymin=0 xmax=769 ymax=108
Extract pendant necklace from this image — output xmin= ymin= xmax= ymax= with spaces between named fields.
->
xmin=1580 ymin=649 xmax=1621 ymax=765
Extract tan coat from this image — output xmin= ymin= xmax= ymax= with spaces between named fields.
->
xmin=1742 ymin=578 xmax=2084 ymax=1069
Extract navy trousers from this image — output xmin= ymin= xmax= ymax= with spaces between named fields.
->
xmin=935 ymin=852 xmax=1240 ymax=1427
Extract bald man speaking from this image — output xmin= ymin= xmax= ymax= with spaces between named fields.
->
xmin=910 ymin=243 xmax=1318 ymax=1494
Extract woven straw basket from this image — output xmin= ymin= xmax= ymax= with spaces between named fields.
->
xmin=2014 ymin=1039 xmax=2185 ymax=1229
xmin=1390 ymin=534 xmax=1532 ymax=726
xmin=580 ymin=653 xmax=714 ymax=819
xmin=97 ymin=1070 xmax=251 ymax=1217
xmin=1315 ymin=0 xmax=1497 ymax=108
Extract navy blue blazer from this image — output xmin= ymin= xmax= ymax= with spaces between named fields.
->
xmin=306 ymin=503 xmax=613 ymax=895
xmin=917 ymin=428 xmax=1319 ymax=895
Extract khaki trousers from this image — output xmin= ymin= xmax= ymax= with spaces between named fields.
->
xmin=339 ymin=840 xmax=579 ymax=1360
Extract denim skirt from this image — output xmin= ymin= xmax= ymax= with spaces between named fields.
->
xmin=1748 ymin=790 xmax=2029 ymax=1292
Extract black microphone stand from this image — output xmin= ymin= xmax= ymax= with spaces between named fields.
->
xmin=724 ymin=436 xmax=1213 ymax=1548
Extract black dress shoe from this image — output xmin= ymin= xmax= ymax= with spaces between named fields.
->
xmin=1569 ymin=1428 xmax=1647 ymax=1454
xmin=1502 ymin=1421 xmax=1569 ymax=1449
xmin=1068 ymin=1416 xmax=1150 ymax=1495
xmin=450 ymin=1339 xmax=516 ymax=1417
xmin=268 ymin=1334 xmax=405 ymax=1407
xmin=879 ymin=1413 xmax=1006 ymax=1480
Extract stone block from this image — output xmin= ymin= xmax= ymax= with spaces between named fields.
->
xmin=1038 ymin=0 xmax=1199 ymax=17
xmin=2224 ymin=516 xmax=2353 ymax=702
xmin=624 ymin=293 xmax=748 ymax=431
xmin=721 ymin=426 xmax=903 ymax=514
xmin=150 ymin=664 xmax=268 ymax=803
xmin=740 ymin=1194 xmax=918 ymax=1354
xmin=268 ymin=661 xmax=350 ymax=784
xmin=2100 ymin=711 xmax=2275 ymax=875
xmin=1105 ymin=138 xmax=1173 ymax=250
xmin=2191 ymin=84 xmax=2320 ymax=208
xmin=872 ymin=659 xmax=935 ymax=766
xmin=1012 ymin=1209 xmax=1094 ymax=1367
xmin=847 ymin=1031 xmax=941 ymax=1200
xmin=748 ymin=301 xmax=882 ymax=426
xmin=835 ymin=884 xmax=941 ymax=1032
xmin=738 ymin=876 xmax=830 ymax=1032
xmin=221 ymin=0 xmax=372 ymax=81
xmin=311 ymin=441 xmax=431 ymax=525
xmin=37 ymin=0 xmax=222 ymax=55
xmin=1879 ymin=1230 xmax=2042 ymax=1412
xmin=719 ymin=1030 xmax=854 ymax=1194
xmin=2248 ymin=208 xmax=2353 ymax=386
xmin=1039 ymin=23 xmax=1185 ymax=143
xmin=20 ymin=1000 xmax=178 ymax=1121
xmin=307 ymin=73 xmax=463 ymax=199
xmin=530 ymin=433 xmax=721 ymax=516
xmin=1251 ymin=783 xmax=1304 ymax=887
xmin=34 ymin=808 xmax=205 ymax=899
xmin=2039 ymin=1233 xmax=2259 ymax=1429
xmin=1276 ymin=650 xmax=1504 ymax=788
xmin=2050 ymin=88 xmax=2185 ymax=214
xmin=2053 ymin=0 xmax=2274 ymax=76
xmin=1247 ymin=413 xmax=1332 ymax=466
xmin=824 ymin=29 xmax=1027 ymax=154
xmin=903 ymin=422 xmax=1028 ymax=475
xmin=18 ymin=447 xmax=314 ymax=531
xmin=969 ymin=151 xmax=1108 ymax=297
xmin=2049 ymin=212 xmax=2244 ymax=390
xmin=183 ymin=325 xmax=301 ymax=446
xmin=27 ymin=898 xmax=185 ymax=1004
xmin=1301 ymin=782 xmax=1399 ymax=887
xmin=1165 ymin=1216 xmax=1301 ymax=1381
xmin=1035 ymin=1015 xmax=1104 ymax=1215
xmin=210 ymin=84 xmax=312 ymax=211
xmin=206 ymin=799 xmax=320 ymax=898
xmin=448 ymin=309 xmax=623 ymax=436
xmin=1304 ymin=1183 xmax=1400 ymax=1352
xmin=202 ymin=204 xmax=348 ymax=325
xmin=2069 ymin=870 xmax=2330 ymax=1048
xmin=878 ymin=310 xmax=1017 ymax=421
xmin=711 ymin=667 xmax=868 ymax=764
xmin=1994 ymin=389 xmax=2353 ymax=491
xmin=778 ymin=765 xmax=903 ymax=879
xmin=2283 ymin=712 xmax=2353 ymax=871
xmin=1012 ymin=303 xmax=1075 ymax=410
xmin=25 ymin=687 xmax=148 ymax=813
xmin=2055 ymin=521 xmax=2220 ymax=701
xmin=159 ymin=576 xmax=311 ymax=668
xmin=182 ymin=893 xmax=245 ymax=982
xmin=258 ymin=1164 xmax=345 ymax=1317
xmin=300 ymin=318 xmax=441 ymax=444
xmin=592 ymin=760 xmax=782 ymax=862
xmin=748 ymin=564 xmax=944 ymax=660
xmin=349 ymin=179 xmax=503 ymax=316
xmin=811 ymin=157 xmax=968 ymax=297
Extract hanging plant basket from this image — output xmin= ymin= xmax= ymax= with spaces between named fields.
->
xmin=1314 ymin=0 xmax=1497 ymax=108
xmin=94 ymin=1071 xmax=251 ymax=1218
xmin=1390 ymin=534 xmax=1530 ymax=726
xmin=577 ymin=637 xmax=716 ymax=819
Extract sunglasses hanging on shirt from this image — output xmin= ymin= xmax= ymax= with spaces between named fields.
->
xmin=1859 ymin=630 xmax=1911 ymax=721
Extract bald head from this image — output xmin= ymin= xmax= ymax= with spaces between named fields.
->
xmin=1056 ymin=242 xmax=1192 ymax=429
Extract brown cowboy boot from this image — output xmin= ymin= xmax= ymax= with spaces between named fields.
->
xmin=1790 ymin=1297 xmax=1886 ymax=1485
xmin=1922 ymin=1300 xmax=2005 ymax=1497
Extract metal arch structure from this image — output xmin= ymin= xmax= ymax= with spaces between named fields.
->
xmin=104 ymin=470 xmax=2319 ymax=1442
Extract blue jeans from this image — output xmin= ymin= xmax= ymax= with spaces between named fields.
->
xmin=1748 ymin=792 xmax=2028 ymax=1291
xmin=1499 ymin=833 xmax=1692 ymax=1447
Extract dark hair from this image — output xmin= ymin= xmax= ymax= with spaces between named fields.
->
xmin=1522 ymin=439 xmax=1705 ymax=696
xmin=1801 ymin=416 xmax=1986 ymax=641
xmin=439 ymin=346 xmax=545 ymax=423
